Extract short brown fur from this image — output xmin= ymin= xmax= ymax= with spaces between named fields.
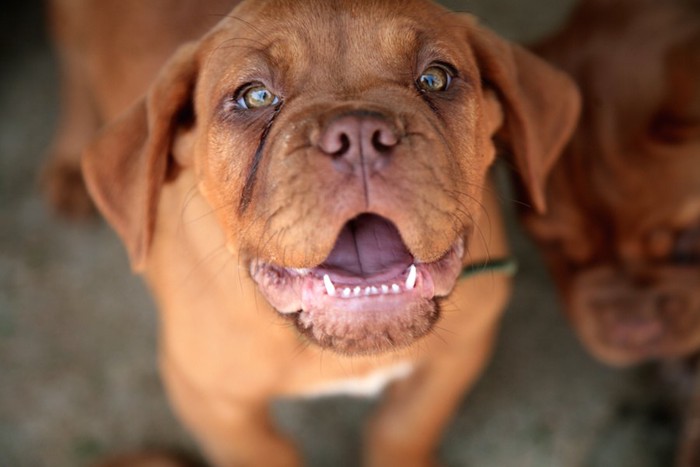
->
xmin=47 ymin=0 xmax=579 ymax=465
xmin=525 ymin=0 xmax=700 ymax=366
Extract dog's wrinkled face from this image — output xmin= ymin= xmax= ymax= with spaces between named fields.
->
xmin=525 ymin=146 xmax=700 ymax=366
xmin=191 ymin=0 xmax=497 ymax=354
xmin=83 ymin=0 xmax=578 ymax=356
xmin=524 ymin=2 xmax=700 ymax=366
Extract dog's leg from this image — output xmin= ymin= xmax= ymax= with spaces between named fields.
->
xmin=162 ymin=358 xmax=302 ymax=467
xmin=193 ymin=404 xmax=301 ymax=467
xmin=365 ymin=328 xmax=498 ymax=467
xmin=676 ymin=358 xmax=700 ymax=467
xmin=42 ymin=7 xmax=99 ymax=218
xmin=42 ymin=54 xmax=99 ymax=218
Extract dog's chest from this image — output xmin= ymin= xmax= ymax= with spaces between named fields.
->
xmin=297 ymin=361 xmax=414 ymax=398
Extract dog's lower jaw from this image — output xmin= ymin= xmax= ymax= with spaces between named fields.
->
xmin=250 ymin=237 xmax=464 ymax=355
xmin=294 ymin=296 xmax=441 ymax=356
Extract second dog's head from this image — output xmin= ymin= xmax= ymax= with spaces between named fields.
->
xmin=84 ymin=0 xmax=579 ymax=355
xmin=524 ymin=0 xmax=700 ymax=366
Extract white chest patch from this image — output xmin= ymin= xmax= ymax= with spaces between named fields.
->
xmin=300 ymin=361 xmax=415 ymax=399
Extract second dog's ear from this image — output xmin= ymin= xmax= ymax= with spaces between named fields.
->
xmin=467 ymin=18 xmax=581 ymax=213
xmin=83 ymin=42 xmax=199 ymax=271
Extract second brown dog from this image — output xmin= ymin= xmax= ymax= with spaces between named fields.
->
xmin=524 ymin=0 xmax=700 ymax=366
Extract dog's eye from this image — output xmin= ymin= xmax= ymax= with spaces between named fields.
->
xmin=417 ymin=66 xmax=451 ymax=92
xmin=669 ymin=226 xmax=700 ymax=265
xmin=237 ymin=85 xmax=279 ymax=109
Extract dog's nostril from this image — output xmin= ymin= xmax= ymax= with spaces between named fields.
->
xmin=319 ymin=130 xmax=351 ymax=157
xmin=332 ymin=133 xmax=351 ymax=157
xmin=371 ymin=129 xmax=398 ymax=152
xmin=318 ymin=113 xmax=400 ymax=172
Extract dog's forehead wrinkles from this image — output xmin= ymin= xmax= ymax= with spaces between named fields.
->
xmin=591 ymin=160 xmax=700 ymax=224
xmin=204 ymin=0 xmax=465 ymax=96
xmin=263 ymin=21 xmax=421 ymax=92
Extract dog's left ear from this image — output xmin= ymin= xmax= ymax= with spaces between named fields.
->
xmin=468 ymin=20 xmax=581 ymax=213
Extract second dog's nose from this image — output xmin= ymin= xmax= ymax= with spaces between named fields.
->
xmin=317 ymin=111 xmax=399 ymax=173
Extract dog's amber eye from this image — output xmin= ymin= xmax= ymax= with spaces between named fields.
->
xmin=417 ymin=66 xmax=451 ymax=92
xmin=237 ymin=85 xmax=279 ymax=109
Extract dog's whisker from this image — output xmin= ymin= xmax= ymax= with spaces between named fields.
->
xmin=215 ymin=14 xmax=267 ymax=37
xmin=181 ymin=195 xmax=247 ymax=226
xmin=178 ymin=183 xmax=201 ymax=219
xmin=189 ymin=249 xmax=236 ymax=301
xmin=290 ymin=337 xmax=312 ymax=361
xmin=448 ymin=190 xmax=495 ymax=263
xmin=429 ymin=325 xmax=452 ymax=351
xmin=203 ymin=35 xmax=268 ymax=72
xmin=177 ymin=243 xmax=228 ymax=289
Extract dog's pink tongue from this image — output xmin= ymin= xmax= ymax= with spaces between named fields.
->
xmin=321 ymin=214 xmax=413 ymax=278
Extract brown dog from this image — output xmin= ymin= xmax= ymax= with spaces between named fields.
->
xmin=523 ymin=0 xmax=700 ymax=367
xmin=46 ymin=0 xmax=579 ymax=465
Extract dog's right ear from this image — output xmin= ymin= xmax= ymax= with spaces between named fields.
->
xmin=465 ymin=18 xmax=581 ymax=214
xmin=82 ymin=42 xmax=199 ymax=271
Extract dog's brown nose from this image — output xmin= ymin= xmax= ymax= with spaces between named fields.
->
xmin=590 ymin=295 xmax=665 ymax=346
xmin=318 ymin=111 xmax=399 ymax=174
xmin=587 ymin=287 xmax=692 ymax=349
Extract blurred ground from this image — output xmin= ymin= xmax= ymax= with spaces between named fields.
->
xmin=0 ymin=0 xmax=681 ymax=466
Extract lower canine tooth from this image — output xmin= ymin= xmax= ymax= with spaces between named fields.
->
xmin=406 ymin=264 xmax=417 ymax=290
xmin=342 ymin=288 xmax=351 ymax=298
xmin=323 ymin=274 xmax=336 ymax=296
xmin=381 ymin=285 xmax=389 ymax=294
xmin=391 ymin=284 xmax=400 ymax=293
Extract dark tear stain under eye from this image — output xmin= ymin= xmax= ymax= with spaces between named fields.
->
xmin=238 ymin=106 xmax=282 ymax=213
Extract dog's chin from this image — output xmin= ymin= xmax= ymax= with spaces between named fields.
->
xmin=249 ymin=214 xmax=465 ymax=355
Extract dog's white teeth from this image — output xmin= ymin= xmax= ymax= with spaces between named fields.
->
xmin=323 ymin=274 xmax=336 ymax=296
xmin=405 ymin=265 xmax=417 ymax=290
xmin=330 ymin=279 xmax=414 ymax=299
xmin=455 ymin=238 xmax=465 ymax=258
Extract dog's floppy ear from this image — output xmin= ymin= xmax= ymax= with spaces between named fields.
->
xmin=82 ymin=42 xmax=199 ymax=271
xmin=468 ymin=20 xmax=581 ymax=213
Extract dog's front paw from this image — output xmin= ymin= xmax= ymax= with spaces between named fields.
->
xmin=365 ymin=449 xmax=442 ymax=467
xmin=91 ymin=451 xmax=197 ymax=467
xmin=40 ymin=157 xmax=95 ymax=219
xmin=363 ymin=442 xmax=442 ymax=467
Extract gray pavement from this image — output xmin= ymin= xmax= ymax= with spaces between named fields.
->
xmin=0 ymin=1 xmax=680 ymax=466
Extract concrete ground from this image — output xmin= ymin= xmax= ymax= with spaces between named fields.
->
xmin=0 ymin=0 xmax=681 ymax=466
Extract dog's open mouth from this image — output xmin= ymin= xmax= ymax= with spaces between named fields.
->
xmin=250 ymin=214 xmax=465 ymax=355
